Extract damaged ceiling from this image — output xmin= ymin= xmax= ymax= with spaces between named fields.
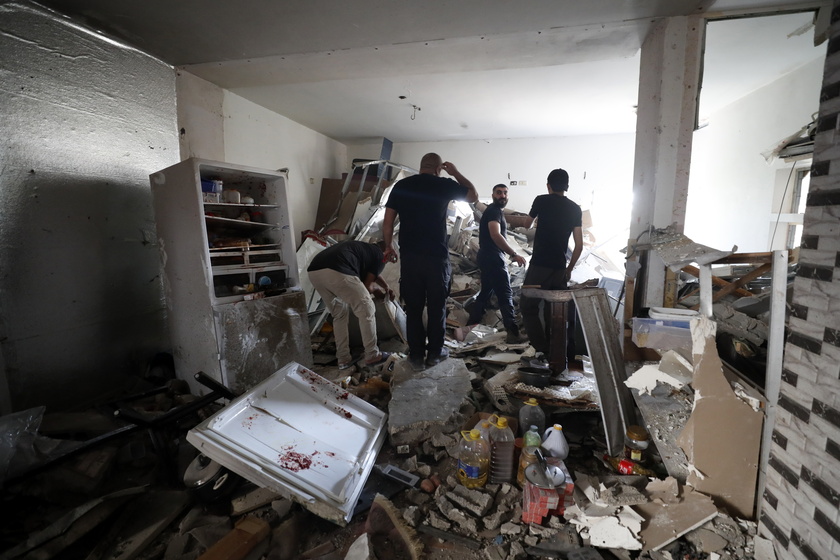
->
xmin=35 ymin=0 xmax=827 ymax=142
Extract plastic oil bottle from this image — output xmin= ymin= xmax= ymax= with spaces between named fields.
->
xmin=542 ymin=423 xmax=570 ymax=461
xmin=457 ymin=429 xmax=490 ymax=488
xmin=518 ymin=397 xmax=546 ymax=437
xmin=489 ymin=416 xmax=515 ymax=484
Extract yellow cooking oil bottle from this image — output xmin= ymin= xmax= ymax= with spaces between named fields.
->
xmin=457 ymin=429 xmax=490 ymax=488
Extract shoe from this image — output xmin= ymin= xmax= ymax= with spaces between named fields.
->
xmin=408 ymin=356 xmax=426 ymax=372
xmin=425 ymin=348 xmax=449 ymax=368
xmin=338 ymin=361 xmax=356 ymax=371
xmin=364 ymin=352 xmax=391 ymax=367
xmin=505 ymin=331 xmax=528 ymax=344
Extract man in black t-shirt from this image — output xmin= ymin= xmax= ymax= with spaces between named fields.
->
xmin=467 ymin=184 xmax=527 ymax=343
xmin=521 ymin=168 xmax=583 ymax=369
xmin=383 ymin=153 xmax=478 ymax=370
xmin=308 ymin=240 xmax=394 ymax=369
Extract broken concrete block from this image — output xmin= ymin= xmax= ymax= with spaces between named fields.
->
xmin=484 ymin=543 xmax=509 ymax=560
xmin=403 ymin=506 xmax=422 ymax=527
xmin=416 ymin=463 xmax=432 ymax=478
xmin=509 ymin=541 xmax=528 ymax=559
xmin=500 ymin=522 xmax=522 ymax=536
xmin=401 ymin=455 xmax=418 ymax=472
xmin=405 ymin=489 xmax=432 ymax=506
xmin=428 ymin=511 xmax=453 ymax=531
xmin=431 ymin=432 xmax=456 ymax=449
xmin=529 ymin=524 xmax=558 ymax=538
xmin=270 ymin=499 xmax=293 ymax=520
xmin=437 ymin=495 xmax=480 ymax=533
xmin=685 ymin=527 xmax=729 ymax=553
xmin=344 ymin=533 xmax=375 ymax=560
xmin=231 ymin=486 xmax=283 ymax=515
xmin=447 ymin=484 xmax=494 ymax=517
xmin=484 ymin=509 xmax=512 ymax=531
xmin=523 ymin=535 xmax=539 ymax=546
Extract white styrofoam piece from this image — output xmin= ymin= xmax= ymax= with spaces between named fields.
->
xmin=187 ymin=362 xmax=387 ymax=525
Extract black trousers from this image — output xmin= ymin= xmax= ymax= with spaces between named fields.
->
xmin=400 ymin=253 xmax=451 ymax=360
xmin=468 ymin=254 xmax=517 ymax=333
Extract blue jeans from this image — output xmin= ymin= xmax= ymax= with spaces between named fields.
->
xmin=399 ymin=253 xmax=451 ymax=360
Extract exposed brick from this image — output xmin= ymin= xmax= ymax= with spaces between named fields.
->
xmin=802 ymin=466 xmax=840 ymax=509
xmin=769 ymin=454 xmax=801 ymax=488
xmin=788 ymin=331 xmax=824 ymax=354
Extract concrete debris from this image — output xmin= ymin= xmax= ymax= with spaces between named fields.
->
xmin=446 ymin=483 xmax=496 ymax=517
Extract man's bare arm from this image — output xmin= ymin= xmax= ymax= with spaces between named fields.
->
xmin=382 ymin=207 xmax=398 ymax=262
xmin=488 ymin=221 xmax=526 ymax=267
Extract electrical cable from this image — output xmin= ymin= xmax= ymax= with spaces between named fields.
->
xmin=769 ymin=163 xmax=797 ymax=249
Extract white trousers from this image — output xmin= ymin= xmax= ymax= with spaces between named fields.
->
xmin=309 ymin=268 xmax=380 ymax=363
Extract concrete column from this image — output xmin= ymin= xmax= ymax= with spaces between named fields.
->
xmin=630 ymin=16 xmax=703 ymax=308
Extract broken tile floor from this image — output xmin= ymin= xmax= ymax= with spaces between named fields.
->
xmin=0 ymin=338 xmax=772 ymax=560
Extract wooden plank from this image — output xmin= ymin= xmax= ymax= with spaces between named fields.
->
xmin=688 ymin=262 xmax=771 ymax=311
xmin=678 ymin=265 xmax=753 ymax=300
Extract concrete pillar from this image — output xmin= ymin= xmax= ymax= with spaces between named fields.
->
xmin=630 ymin=16 xmax=703 ymax=308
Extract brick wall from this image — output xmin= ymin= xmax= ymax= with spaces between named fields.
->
xmin=759 ymin=3 xmax=840 ymax=558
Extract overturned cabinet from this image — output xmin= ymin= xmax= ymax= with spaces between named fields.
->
xmin=150 ymin=158 xmax=312 ymax=395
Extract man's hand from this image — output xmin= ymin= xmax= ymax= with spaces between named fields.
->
xmin=383 ymin=247 xmax=398 ymax=263
xmin=441 ymin=161 xmax=458 ymax=176
xmin=512 ymin=254 xmax=526 ymax=267
xmin=387 ymin=288 xmax=396 ymax=301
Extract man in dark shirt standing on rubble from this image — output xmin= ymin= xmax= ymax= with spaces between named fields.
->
xmin=383 ymin=153 xmax=478 ymax=371
xmin=467 ymin=184 xmax=528 ymax=343
xmin=521 ymin=168 xmax=583 ymax=370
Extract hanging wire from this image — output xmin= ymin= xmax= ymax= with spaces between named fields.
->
xmin=410 ymin=104 xmax=421 ymax=120
xmin=769 ymin=163 xmax=797 ymax=249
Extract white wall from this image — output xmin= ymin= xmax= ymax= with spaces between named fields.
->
xmin=222 ymin=92 xmax=348 ymax=243
xmin=685 ymin=56 xmax=824 ymax=252
xmin=378 ymin=134 xmax=636 ymax=267
xmin=1 ymin=2 xmax=178 ymax=412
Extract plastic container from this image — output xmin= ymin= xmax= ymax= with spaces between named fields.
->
xmin=523 ymin=425 xmax=542 ymax=448
xmin=542 ymin=424 xmax=569 ymax=460
xmin=624 ymin=425 xmax=650 ymax=465
xmin=516 ymin=445 xmax=538 ymax=487
xmin=457 ymin=429 xmax=490 ymax=488
xmin=631 ymin=318 xmax=691 ymax=351
xmin=518 ymin=397 xmax=546 ymax=437
xmin=489 ymin=416 xmax=515 ymax=484
xmin=473 ymin=419 xmax=493 ymax=444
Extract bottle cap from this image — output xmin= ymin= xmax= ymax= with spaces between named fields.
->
xmin=526 ymin=398 xmax=538 ymax=406
xmin=552 ymin=424 xmax=563 ymax=431
xmin=496 ymin=417 xmax=508 ymax=428
xmin=530 ymin=425 xmax=538 ymax=431
xmin=626 ymin=425 xmax=649 ymax=441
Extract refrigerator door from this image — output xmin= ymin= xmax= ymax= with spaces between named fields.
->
xmin=187 ymin=362 xmax=387 ymax=525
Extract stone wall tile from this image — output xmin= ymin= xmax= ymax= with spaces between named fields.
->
xmin=789 ymin=316 xmax=829 ymax=341
xmin=800 ymin=247 xmax=840 ymax=267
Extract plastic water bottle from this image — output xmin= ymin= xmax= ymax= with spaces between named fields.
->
xmin=542 ymin=424 xmax=570 ymax=461
xmin=489 ymin=416 xmax=515 ymax=484
xmin=523 ymin=425 xmax=542 ymax=448
xmin=518 ymin=398 xmax=546 ymax=437
xmin=457 ymin=429 xmax=490 ymax=488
